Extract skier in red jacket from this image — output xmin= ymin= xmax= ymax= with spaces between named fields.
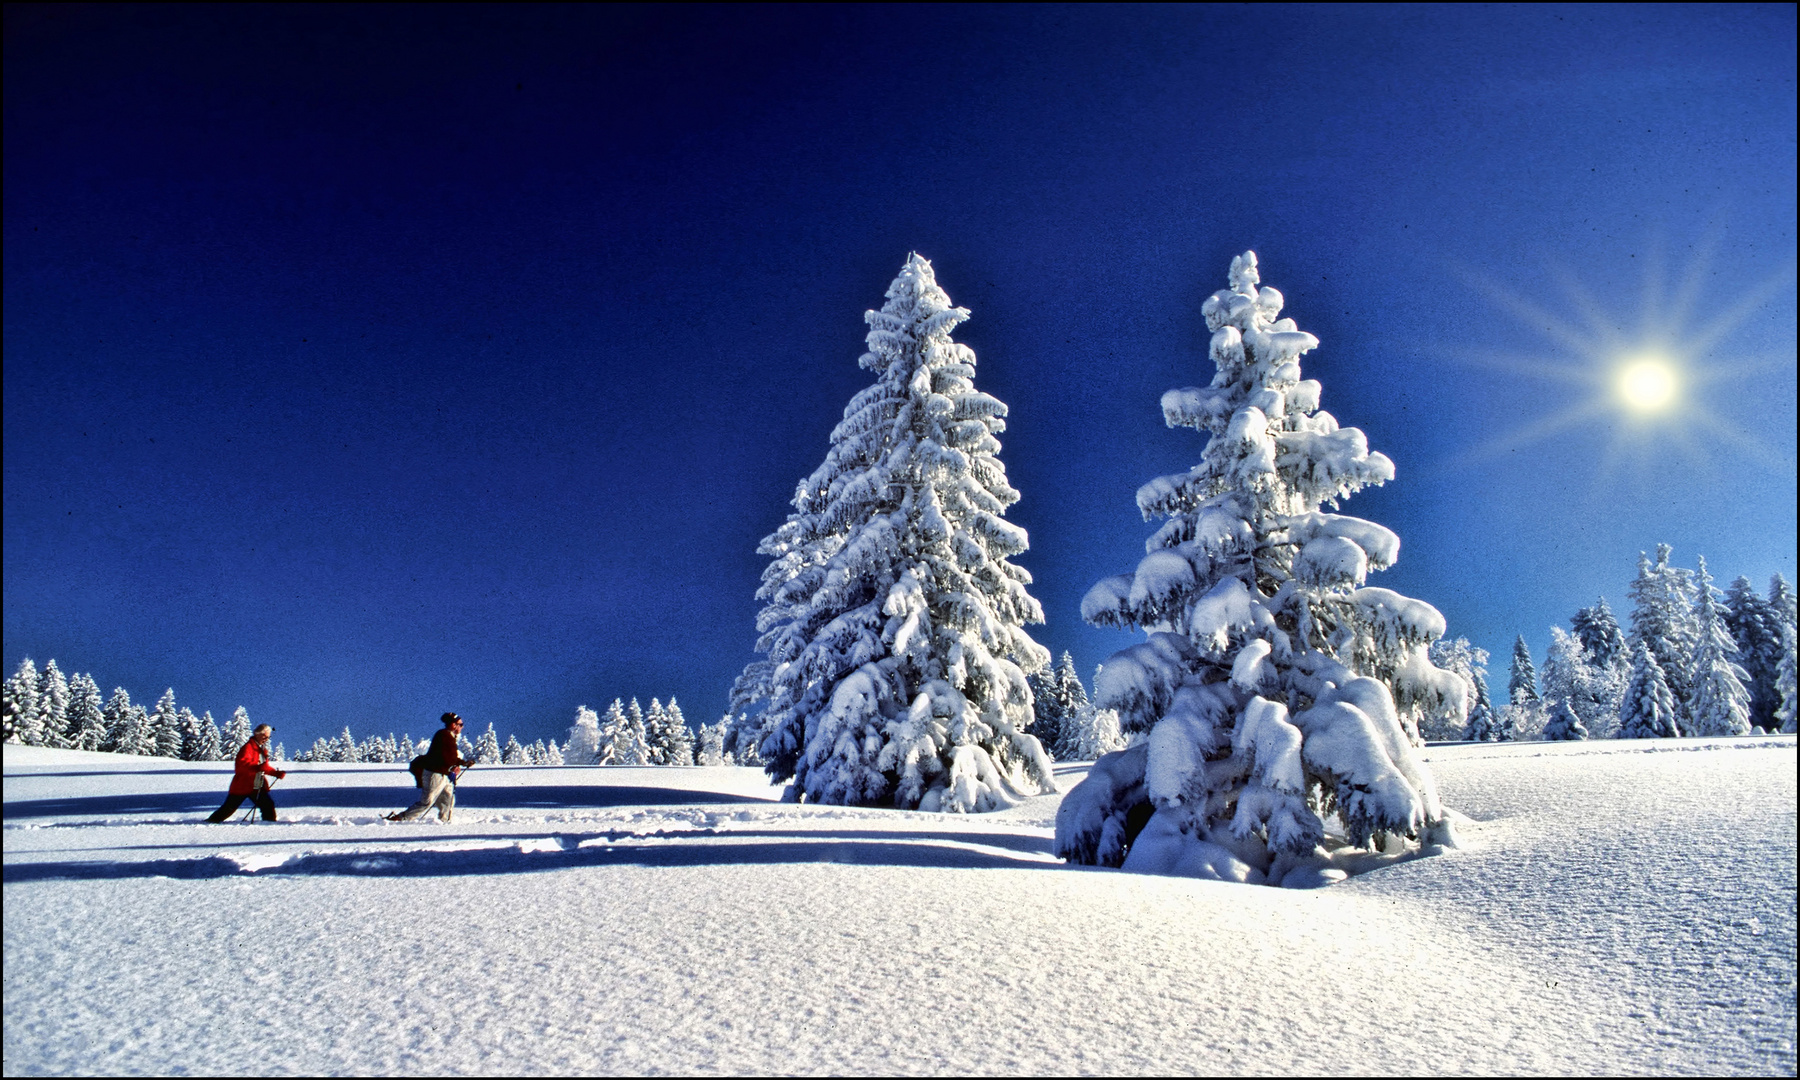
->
xmin=207 ymin=724 xmax=287 ymax=822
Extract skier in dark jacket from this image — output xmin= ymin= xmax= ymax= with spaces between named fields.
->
xmin=388 ymin=712 xmax=474 ymax=822
xmin=207 ymin=724 xmax=286 ymax=822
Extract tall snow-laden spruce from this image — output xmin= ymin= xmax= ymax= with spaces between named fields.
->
xmin=1723 ymin=576 xmax=1785 ymax=732
xmin=1508 ymin=636 xmax=1540 ymax=705
xmin=36 ymin=660 xmax=71 ymax=748
xmin=1429 ymin=637 xmax=1492 ymax=741
xmin=1628 ymin=545 xmax=1698 ymax=727
xmin=6 ymin=658 xmax=41 ymax=745
xmin=1618 ymin=642 xmax=1680 ymax=738
xmin=733 ymin=253 xmax=1054 ymax=812
xmin=1056 ymin=252 xmax=1460 ymax=885
xmin=1688 ymin=556 xmax=1752 ymax=736
xmin=65 ymin=673 xmax=107 ymax=751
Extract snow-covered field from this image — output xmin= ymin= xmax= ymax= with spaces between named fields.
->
xmin=4 ymin=737 xmax=1794 ymax=1076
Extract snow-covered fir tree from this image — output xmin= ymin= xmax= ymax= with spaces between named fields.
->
xmin=1724 ymin=575 xmax=1786 ymax=732
xmin=223 ymin=707 xmax=254 ymax=756
xmin=617 ymin=699 xmax=652 ymax=765
xmin=473 ymin=722 xmax=502 ymax=764
xmin=1427 ymin=637 xmax=1491 ymax=741
xmin=595 ymin=699 xmax=649 ymax=766
xmin=36 ymin=660 xmax=71 ymax=748
xmin=150 ymin=690 xmax=183 ymax=759
xmin=695 ymin=718 xmax=729 ymax=766
xmin=6 ymin=658 xmax=42 ymax=745
xmin=564 ymin=706 xmax=602 ymax=765
xmin=723 ymin=712 xmax=764 ymax=767
xmin=1507 ymin=636 xmax=1539 ymax=706
xmin=643 ymin=698 xmax=694 ymax=765
xmin=1571 ymin=598 xmax=1629 ymax=671
xmin=66 ymin=673 xmax=107 ymax=751
xmin=1571 ymin=598 xmax=1630 ymax=734
xmin=643 ymin=699 xmax=671 ymax=762
xmin=1688 ymin=556 xmax=1751 ymax=736
xmin=1541 ymin=698 xmax=1589 ymax=741
xmin=1628 ymin=544 xmax=1698 ymax=728
xmin=192 ymin=711 xmax=222 ymax=761
xmin=1617 ymin=642 xmax=1680 ymax=738
xmin=332 ymin=726 xmax=361 ymax=763
xmin=1058 ymin=702 xmax=1128 ymax=761
xmin=1541 ymin=627 xmax=1620 ymax=739
xmin=110 ymin=694 xmax=155 ymax=756
xmin=1025 ymin=666 xmax=1061 ymax=757
xmin=541 ymin=737 xmax=564 ymax=766
xmin=502 ymin=734 xmax=527 ymax=764
xmin=1777 ymin=627 xmax=1796 ymax=734
xmin=731 ymin=254 xmax=1054 ymax=811
xmin=1489 ymin=698 xmax=1520 ymax=742
xmin=664 ymin=699 xmax=694 ymax=764
xmin=1029 ymin=651 xmax=1090 ymax=760
xmin=1056 ymin=252 xmax=1461 ymax=883
xmin=625 ymin=699 xmax=651 ymax=764
xmin=176 ymin=708 xmax=204 ymax=761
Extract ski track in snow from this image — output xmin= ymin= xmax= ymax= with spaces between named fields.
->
xmin=4 ymin=739 xmax=1795 ymax=1076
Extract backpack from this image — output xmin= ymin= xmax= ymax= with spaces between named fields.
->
xmin=409 ymin=754 xmax=427 ymax=788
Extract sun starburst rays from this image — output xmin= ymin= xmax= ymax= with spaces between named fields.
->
xmin=1441 ymin=242 xmax=1795 ymax=485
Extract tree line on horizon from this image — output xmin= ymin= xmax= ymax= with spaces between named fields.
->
xmin=1484 ymin=550 xmax=1797 ymax=742
xmin=0 ymin=667 xmax=274 ymax=762
xmin=0 ymin=669 xmax=746 ymax=769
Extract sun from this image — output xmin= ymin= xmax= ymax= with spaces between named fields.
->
xmin=1446 ymin=235 xmax=1793 ymax=477
xmin=1614 ymin=355 xmax=1678 ymax=414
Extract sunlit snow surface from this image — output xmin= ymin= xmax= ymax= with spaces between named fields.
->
xmin=4 ymin=738 xmax=1794 ymax=1075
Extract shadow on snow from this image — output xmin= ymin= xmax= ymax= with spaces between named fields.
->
xmin=3 ymin=832 xmax=1059 ymax=883
xmin=2 ymin=784 xmax=772 ymax=821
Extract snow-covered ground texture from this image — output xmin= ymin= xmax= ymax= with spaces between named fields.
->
xmin=5 ymin=737 xmax=1795 ymax=1076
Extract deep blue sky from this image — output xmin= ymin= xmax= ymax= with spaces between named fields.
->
xmin=6 ymin=5 xmax=1795 ymax=750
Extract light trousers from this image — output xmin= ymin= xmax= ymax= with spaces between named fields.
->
xmin=394 ymin=770 xmax=456 ymax=822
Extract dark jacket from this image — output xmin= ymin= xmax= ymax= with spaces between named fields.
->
xmin=422 ymin=728 xmax=473 ymax=777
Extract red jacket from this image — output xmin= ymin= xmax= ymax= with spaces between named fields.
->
xmin=228 ymin=739 xmax=283 ymax=796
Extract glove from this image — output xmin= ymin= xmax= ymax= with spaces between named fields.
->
xmin=276 ymin=770 xmax=287 ymax=779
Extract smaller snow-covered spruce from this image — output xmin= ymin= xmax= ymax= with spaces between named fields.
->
xmin=1507 ymin=636 xmax=1540 ymax=705
xmin=1428 ymin=637 xmax=1492 ymax=741
xmin=37 ymin=660 xmax=71 ymax=748
xmin=1617 ymin=643 xmax=1680 ymax=739
xmin=1057 ymin=700 xmax=1129 ymax=762
xmin=1541 ymin=698 xmax=1589 ymax=741
xmin=4 ymin=657 xmax=42 ymax=746
xmin=1628 ymin=544 xmax=1699 ymax=729
xmin=1724 ymin=575 xmax=1789 ymax=732
xmin=695 ymin=718 xmax=731 ymax=765
xmin=730 ymin=253 xmax=1055 ymax=812
xmin=1540 ymin=628 xmax=1620 ymax=739
xmin=1027 ymin=651 xmax=1093 ymax=761
xmin=1687 ymin=557 xmax=1752 ymax=737
xmin=1777 ymin=627 xmax=1797 ymax=734
xmin=1055 ymin=251 xmax=1462 ymax=888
